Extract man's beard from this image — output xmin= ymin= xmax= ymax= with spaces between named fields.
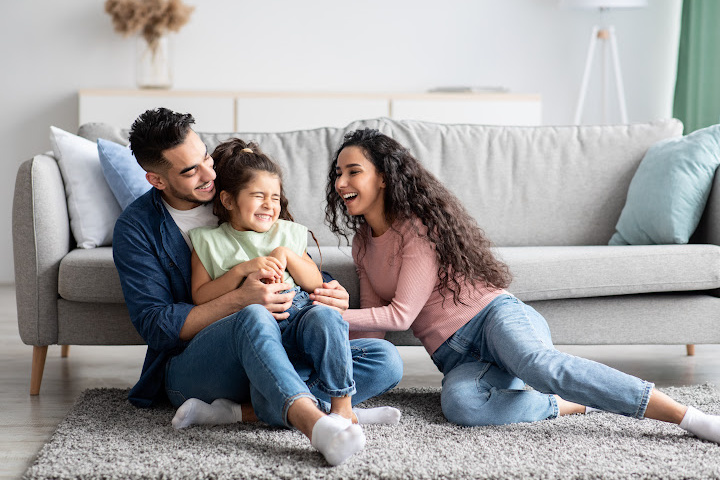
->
xmin=166 ymin=182 xmax=214 ymax=206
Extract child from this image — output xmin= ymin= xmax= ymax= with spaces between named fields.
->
xmin=188 ymin=141 xmax=323 ymax=320
xmin=325 ymin=128 xmax=720 ymax=443
xmin=172 ymin=139 xmax=400 ymax=443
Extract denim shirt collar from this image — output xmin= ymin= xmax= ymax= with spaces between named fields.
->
xmin=150 ymin=188 xmax=193 ymax=291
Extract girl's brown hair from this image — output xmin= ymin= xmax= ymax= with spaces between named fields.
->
xmin=210 ymin=139 xmax=293 ymax=225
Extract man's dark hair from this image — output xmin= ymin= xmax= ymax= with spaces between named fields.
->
xmin=128 ymin=108 xmax=196 ymax=172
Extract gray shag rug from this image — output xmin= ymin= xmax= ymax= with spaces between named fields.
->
xmin=24 ymin=384 xmax=720 ymax=479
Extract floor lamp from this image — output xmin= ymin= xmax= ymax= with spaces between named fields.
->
xmin=561 ymin=0 xmax=648 ymax=124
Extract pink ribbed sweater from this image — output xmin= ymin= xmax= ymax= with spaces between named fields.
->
xmin=343 ymin=221 xmax=505 ymax=355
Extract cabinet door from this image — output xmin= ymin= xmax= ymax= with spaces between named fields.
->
xmin=235 ymin=97 xmax=389 ymax=132
xmin=391 ymin=97 xmax=542 ymax=126
xmin=79 ymin=94 xmax=235 ymax=132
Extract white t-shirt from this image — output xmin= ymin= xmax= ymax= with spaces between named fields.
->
xmin=161 ymin=200 xmax=216 ymax=249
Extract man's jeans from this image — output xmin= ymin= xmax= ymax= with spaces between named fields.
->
xmin=165 ymin=304 xmax=402 ymax=426
xmin=432 ymin=295 xmax=654 ymax=426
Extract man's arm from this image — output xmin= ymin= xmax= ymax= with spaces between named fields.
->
xmin=180 ymin=269 xmax=295 ymax=340
xmin=190 ymin=249 xmax=286 ymax=305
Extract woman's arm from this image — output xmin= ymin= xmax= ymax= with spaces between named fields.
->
xmin=272 ymin=247 xmax=323 ymax=293
xmin=343 ymin=233 xmax=437 ymax=332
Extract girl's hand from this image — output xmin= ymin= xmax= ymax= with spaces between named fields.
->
xmin=239 ymin=256 xmax=284 ymax=282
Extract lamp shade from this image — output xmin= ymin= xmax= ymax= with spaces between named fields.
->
xmin=560 ymin=0 xmax=648 ymax=8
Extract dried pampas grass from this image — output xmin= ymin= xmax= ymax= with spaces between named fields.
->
xmin=105 ymin=0 xmax=194 ymax=51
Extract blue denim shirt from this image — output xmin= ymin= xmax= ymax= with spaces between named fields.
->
xmin=113 ymin=188 xmax=194 ymax=407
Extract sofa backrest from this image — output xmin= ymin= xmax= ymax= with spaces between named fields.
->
xmin=197 ymin=127 xmax=347 ymax=245
xmin=347 ymin=118 xmax=683 ymax=246
xmin=79 ymin=117 xmax=683 ymax=248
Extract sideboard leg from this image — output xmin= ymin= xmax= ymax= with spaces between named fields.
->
xmin=686 ymin=344 xmax=695 ymax=356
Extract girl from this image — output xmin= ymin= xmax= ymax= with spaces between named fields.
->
xmin=173 ymin=139 xmax=399 ymax=465
xmin=325 ymin=128 xmax=720 ymax=443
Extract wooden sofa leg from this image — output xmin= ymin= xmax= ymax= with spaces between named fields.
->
xmin=31 ymin=345 xmax=48 ymax=395
xmin=686 ymin=344 xmax=695 ymax=356
xmin=61 ymin=345 xmax=70 ymax=358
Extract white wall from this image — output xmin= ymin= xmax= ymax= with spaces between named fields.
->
xmin=0 ymin=0 xmax=681 ymax=283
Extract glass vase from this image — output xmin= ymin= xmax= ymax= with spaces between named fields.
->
xmin=135 ymin=35 xmax=172 ymax=89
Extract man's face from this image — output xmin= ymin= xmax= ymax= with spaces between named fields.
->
xmin=147 ymin=130 xmax=216 ymax=210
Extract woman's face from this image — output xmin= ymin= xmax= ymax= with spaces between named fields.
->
xmin=334 ymin=146 xmax=386 ymax=220
xmin=221 ymin=171 xmax=281 ymax=232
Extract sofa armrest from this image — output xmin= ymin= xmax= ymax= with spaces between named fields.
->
xmin=13 ymin=155 xmax=72 ymax=346
xmin=693 ymin=170 xmax=720 ymax=246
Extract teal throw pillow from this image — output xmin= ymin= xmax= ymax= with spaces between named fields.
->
xmin=610 ymin=124 xmax=720 ymax=245
xmin=97 ymin=138 xmax=151 ymax=210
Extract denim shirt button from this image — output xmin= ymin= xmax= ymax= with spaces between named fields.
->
xmin=169 ymin=261 xmax=175 ymax=268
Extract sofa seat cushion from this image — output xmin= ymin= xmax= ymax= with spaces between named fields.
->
xmin=59 ymin=247 xmax=125 ymax=303
xmin=58 ymin=245 xmax=356 ymax=304
xmin=501 ymin=244 xmax=720 ymax=302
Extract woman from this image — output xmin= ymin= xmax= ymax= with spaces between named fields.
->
xmin=325 ymin=128 xmax=720 ymax=442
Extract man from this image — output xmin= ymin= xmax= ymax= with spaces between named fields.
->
xmin=113 ymin=108 xmax=403 ymax=465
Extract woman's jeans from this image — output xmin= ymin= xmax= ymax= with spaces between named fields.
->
xmin=431 ymin=295 xmax=654 ymax=426
xmin=165 ymin=304 xmax=402 ymax=427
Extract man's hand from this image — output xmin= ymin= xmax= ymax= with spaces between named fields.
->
xmin=238 ymin=269 xmax=294 ymax=320
xmin=309 ymin=280 xmax=349 ymax=314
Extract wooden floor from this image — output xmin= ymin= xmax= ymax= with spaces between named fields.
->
xmin=2 ymin=283 xmax=720 ymax=479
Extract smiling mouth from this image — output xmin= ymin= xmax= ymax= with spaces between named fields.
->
xmin=342 ymin=193 xmax=358 ymax=201
xmin=196 ymin=181 xmax=214 ymax=191
xmin=255 ymin=214 xmax=272 ymax=221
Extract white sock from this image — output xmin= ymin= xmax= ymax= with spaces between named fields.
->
xmin=679 ymin=406 xmax=720 ymax=443
xmin=311 ymin=413 xmax=366 ymax=466
xmin=353 ymin=406 xmax=402 ymax=425
xmin=585 ymin=406 xmax=602 ymax=414
xmin=172 ymin=398 xmax=243 ymax=430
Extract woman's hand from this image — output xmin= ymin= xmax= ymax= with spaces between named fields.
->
xmin=309 ymin=280 xmax=350 ymax=313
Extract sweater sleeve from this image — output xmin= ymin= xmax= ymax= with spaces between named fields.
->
xmin=348 ymin=239 xmax=388 ymax=340
xmin=343 ymin=231 xmax=438 ymax=332
xmin=354 ymin=238 xmax=386 ymax=309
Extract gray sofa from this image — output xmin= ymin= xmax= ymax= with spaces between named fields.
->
xmin=15 ymin=117 xmax=720 ymax=395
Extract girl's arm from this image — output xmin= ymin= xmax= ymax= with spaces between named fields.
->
xmin=271 ymin=247 xmax=323 ymax=293
xmin=343 ymin=234 xmax=437 ymax=332
xmin=191 ymin=250 xmax=284 ymax=305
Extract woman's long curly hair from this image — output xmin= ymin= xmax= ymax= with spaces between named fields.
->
xmin=325 ymin=128 xmax=512 ymax=304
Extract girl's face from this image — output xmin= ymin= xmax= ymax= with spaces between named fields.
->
xmin=221 ymin=171 xmax=282 ymax=232
xmin=335 ymin=146 xmax=386 ymax=220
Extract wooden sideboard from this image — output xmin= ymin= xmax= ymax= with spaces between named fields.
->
xmin=78 ymin=89 xmax=542 ymax=132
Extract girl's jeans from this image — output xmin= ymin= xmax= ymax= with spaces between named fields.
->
xmin=431 ymin=295 xmax=654 ymax=426
xmin=278 ymin=289 xmax=356 ymax=399
xmin=165 ymin=303 xmax=402 ymax=427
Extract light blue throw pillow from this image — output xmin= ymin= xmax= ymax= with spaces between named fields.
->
xmin=97 ymin=138 xmax=151 ymax=210
xmin=610 ymin=124 xmax=720 ymax=245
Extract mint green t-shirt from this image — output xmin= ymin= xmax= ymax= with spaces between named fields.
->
xmin=189 ymin=219 xmax=309 ymax=288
